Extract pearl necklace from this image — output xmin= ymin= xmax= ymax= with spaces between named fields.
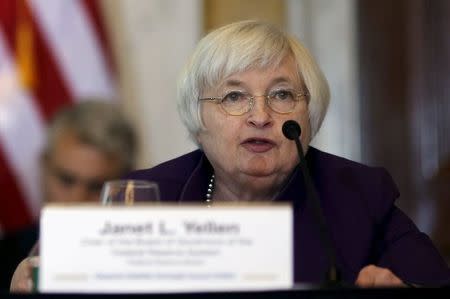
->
xmin=205 ymin=173 xmax=215 ymax=206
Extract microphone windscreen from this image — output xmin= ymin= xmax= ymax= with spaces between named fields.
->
xmin=282 ymin=120 xmax=301 ymax=140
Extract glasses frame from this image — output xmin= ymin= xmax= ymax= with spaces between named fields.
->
xmin=198 ymin=89 xmax=309 ymax=116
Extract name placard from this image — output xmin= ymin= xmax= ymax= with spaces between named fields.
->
xmin=39 ymin=203 xmax=293 ymax=293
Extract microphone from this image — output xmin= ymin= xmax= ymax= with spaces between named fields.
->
xmin=282 ymin=120 xmax=341 ymax=286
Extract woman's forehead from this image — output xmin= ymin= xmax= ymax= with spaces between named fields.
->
xmin=213 ymin=59 xmax=302 ymax=89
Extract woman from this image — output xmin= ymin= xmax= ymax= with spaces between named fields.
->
xmin=10 ymin=20 xmax=449 ymax=292
xmin=128 ymin=20 xmax=450 ymax=287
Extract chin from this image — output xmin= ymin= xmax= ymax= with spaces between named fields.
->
xmin=239 ymin=165 xmax=277 ymax=178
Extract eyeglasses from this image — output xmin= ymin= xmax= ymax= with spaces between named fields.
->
xmin=198 ymin=88 xmax=309 ymax=116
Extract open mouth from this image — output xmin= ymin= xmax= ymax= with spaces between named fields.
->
xmin=241 ymin=138 xmax=276 ymax=153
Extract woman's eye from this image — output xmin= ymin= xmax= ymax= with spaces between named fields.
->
xmin=273 ymin=90 xmax=294 ymax=100
xmin=223 ymin=91 xmax=245 ymax=102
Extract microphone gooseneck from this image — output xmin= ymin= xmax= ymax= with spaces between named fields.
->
xmin=282 ymin=120 xmax=341 ymax=286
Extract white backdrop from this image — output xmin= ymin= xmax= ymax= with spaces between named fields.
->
xmin=103 ymin=0 xmax=200 ymax=168
xmin=287 ymin=0 xmax=360 ymax=161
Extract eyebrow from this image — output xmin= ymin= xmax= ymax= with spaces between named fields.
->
xmin=221 ymin=76 xmax=296 ymax=89
xmin=222 ymin=79 xmax=245 ymax=88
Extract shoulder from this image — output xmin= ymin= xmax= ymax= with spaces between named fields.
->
xmin=308 ymin=146 xmax=375 ymax=172
xmin=125 ymin=149 xmax=203 ymax=182
xmin=124 ymin=150 xmax=204 ymax=201
xmin=308 ymin=147 xmax=399 ymax=220
xmin=309 ymin=146 xmax=396 ymax=187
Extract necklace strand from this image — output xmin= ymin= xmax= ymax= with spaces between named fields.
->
xmin=205 ymin=174 xmax=215 ymax=206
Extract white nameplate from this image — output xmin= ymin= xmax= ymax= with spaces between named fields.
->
xmin=39 ymin=203 xmax=293 ymax=293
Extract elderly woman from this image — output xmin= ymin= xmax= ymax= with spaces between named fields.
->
xmin=128 ymin=20 xmax=450 ymax=287
xmin=10 ymin=20 xmax=450 ymax=292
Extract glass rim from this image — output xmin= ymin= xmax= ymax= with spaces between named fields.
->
xmin=199 ymin=91 xmax=308 ymax=116
xmin=103 ymin=179 xmax=159 ymax=188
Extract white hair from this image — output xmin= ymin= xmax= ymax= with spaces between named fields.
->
xmin=45 ymin=100 xmax=137 ymax=173
xmin=177 ymin=20 xmax=330 ymax=145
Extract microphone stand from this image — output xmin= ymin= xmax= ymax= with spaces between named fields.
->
xmin=293 ymin=137 xmax=341 ymax=286
xmin=283 ymin=120 xmax=341 ymax=287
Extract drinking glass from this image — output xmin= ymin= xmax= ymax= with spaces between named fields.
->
xmin=100 ymin=179 xmax=160 ymax=205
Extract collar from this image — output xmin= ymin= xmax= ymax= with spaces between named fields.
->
xmin=177 ymin=149 xmax=314 ymax=206
xmin=178 ymin=152 xmax=213 ymax=202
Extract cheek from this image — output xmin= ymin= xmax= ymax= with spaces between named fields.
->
xmin=45 ymin=177 xmax=67 ymax=201
xmin=199 ymin=110 xmax=239 ymax=150
xmin=282 ymin=141 xmax=300 ymax=166
xmin=198 ymin=129 xmax=234 ymax=156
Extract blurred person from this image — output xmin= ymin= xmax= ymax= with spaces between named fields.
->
xmin=11 ymin=20 xmax=450 ymax=292
xmin=5 ymin=100 xmax=137 ymax=291
xmin=41 ymin=100 xmax=137 ymax=204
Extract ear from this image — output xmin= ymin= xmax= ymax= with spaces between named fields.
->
xmin=195 ymin=131 xmax=203 ymax=147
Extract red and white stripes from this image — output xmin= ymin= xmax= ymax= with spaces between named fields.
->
xmin=0 ymin=0 xmax=116 ymax=235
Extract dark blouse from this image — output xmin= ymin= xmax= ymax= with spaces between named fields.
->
xmin=126 ymin=147 xmax=450 ymax=286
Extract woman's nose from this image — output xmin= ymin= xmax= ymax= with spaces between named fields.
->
xmin=246 ymin=96 xmax=273 ymax=128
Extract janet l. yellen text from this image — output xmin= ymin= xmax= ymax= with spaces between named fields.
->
xmin=98 ymin=220 xmax=241 ymax=236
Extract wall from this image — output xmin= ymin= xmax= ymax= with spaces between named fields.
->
xmin=102 ymin=0 xmax=200 ymax=168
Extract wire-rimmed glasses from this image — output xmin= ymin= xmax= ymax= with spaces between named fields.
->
xmin=198 ymin=88 xmax=309 ymax=116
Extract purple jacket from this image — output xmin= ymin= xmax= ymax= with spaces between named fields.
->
xmin=126 ymin=147 xmax=450 ymax=286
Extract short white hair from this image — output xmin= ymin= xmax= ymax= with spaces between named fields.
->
xmin=45 ymin=100 xmax=137 ymax=173
xmin=177 ymin=20 xmax=330 ymax=144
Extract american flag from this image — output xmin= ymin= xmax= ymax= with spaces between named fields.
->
xmin=0 ymin=0 xmax=116 ymax=236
